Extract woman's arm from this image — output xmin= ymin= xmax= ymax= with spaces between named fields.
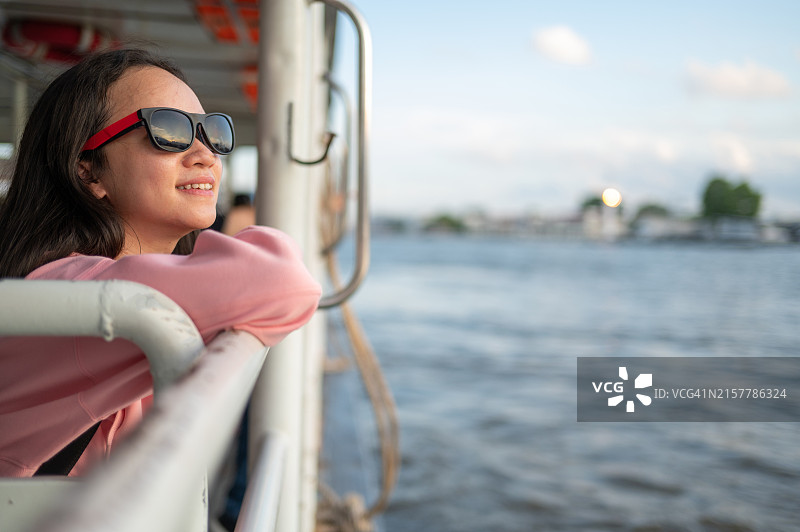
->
xmin=28 ymin=226 xmax=322 ymax=345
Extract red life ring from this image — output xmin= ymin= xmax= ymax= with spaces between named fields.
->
xmin=1 ymin=19 xmax=117 ymax=64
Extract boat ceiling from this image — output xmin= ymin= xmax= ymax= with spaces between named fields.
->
xmin=0 ymin=0 xmax=261 ymax=145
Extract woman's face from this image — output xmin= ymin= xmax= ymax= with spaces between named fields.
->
xmin=86 ymin=66 xmax=222 ymax=256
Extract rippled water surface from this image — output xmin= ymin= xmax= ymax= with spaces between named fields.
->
xmin=348 ymin=235 xmax=800 ymax=532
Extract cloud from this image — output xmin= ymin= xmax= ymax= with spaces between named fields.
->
xmin=654 ymin=140 xmax=678 ymax=163
xmin=686 ymin=59 xmax=791 ymax=98
xmin=395 ymin=107 xmax=525 ymax=164
xmin=533 ymin=26 xmax=591 ymax=66
xmin=711 ymin=134 xmax=754 ymax=173
xmin=548 ymin=129 xmax=680 ymax=167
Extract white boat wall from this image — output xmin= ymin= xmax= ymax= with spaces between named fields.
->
xmin=0 ymin=1 xmax=384 ymax=531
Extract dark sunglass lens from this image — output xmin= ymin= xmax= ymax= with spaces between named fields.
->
xmin=204 ymin=114 xmax=234 ymax=154
xmin=150 ymin=110 xmax=193 ymax=151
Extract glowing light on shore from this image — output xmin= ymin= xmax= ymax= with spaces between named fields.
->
xmin=602 ymin=188 xmax=622 ymax=208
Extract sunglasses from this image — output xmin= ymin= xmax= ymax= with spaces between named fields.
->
xmin=81 ymin=107 xmax=235 ymax=155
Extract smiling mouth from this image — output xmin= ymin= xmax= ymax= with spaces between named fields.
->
xmin=177 ymin=184 xmax=213 ymax=190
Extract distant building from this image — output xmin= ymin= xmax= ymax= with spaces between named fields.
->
xmin=631 ymin=215 xmax=699 ymax=240
xmin=377 ymin=209 xmax=800 ymax=244
xmin=582 ymin=205 xmax=627 ymax=241
xmin=699 ymin=217 xmax=761 ymax=241
xmin=761 ymin=223 xmax=793 ymax=243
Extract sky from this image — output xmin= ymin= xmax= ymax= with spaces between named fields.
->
xmin=320 ymin=0 xmax=800 ymax=220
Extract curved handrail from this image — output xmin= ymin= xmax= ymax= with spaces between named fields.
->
xmin=314 ymin=0 xmax=372 ymax=309
xmin=0 ymin=279 xmax=204 ymax=393
xmin=320 ymin=73 xmax=353 ymax=255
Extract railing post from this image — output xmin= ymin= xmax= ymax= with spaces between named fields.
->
xmin=252 ymin=1 xmax=315 ymax=531
xmin=234 ymin=432 xmax=288 ymax=532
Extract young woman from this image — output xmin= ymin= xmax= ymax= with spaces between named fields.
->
xmin=0 ymin=49 xmax=321 ymax=477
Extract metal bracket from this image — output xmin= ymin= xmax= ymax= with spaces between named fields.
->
xmin=287 ymin=102 xmax=336 ymax=165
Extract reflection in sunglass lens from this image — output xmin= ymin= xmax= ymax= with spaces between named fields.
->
xmin=203 ymin=114 xmax=234 ymax=154
xmin=150 ymin=110 xmax=193 ymax=151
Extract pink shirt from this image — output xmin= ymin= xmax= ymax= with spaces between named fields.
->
xmin=0 ymin=227 xmax=321 ymax=477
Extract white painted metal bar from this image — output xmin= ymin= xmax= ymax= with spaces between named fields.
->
xmin=27 ymin=330 xmax=268 ymax=532
xmin=252 ymin=1 xmax=313 ymax=532
xmin=234 ymin=431 xmax=288 ymax=532
xmin=0 ymin=478 xmax=77 ymax=532
xmin=319 ymin=73 xmax=353 ymax=254
xmin=0 ymin=280 xmax=204 ymax=393
xmin=299 ymin=6 xmax=328 ymax=531
xmin=251 ymin=3 xmax=373 ymax=531
xmin=315 ymin=0 xmax=372 ymax=309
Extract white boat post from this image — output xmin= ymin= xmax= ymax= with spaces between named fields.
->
xmin=252 ymin=0 xmax=372 ymax=530
xmin=252 ymin=1 xmax=328 ymax=532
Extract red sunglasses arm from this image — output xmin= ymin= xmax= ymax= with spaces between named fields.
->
xmin=81 ymin=111 xmax=142 ymax=151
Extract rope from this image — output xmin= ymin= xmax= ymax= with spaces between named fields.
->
xmin=316 ymin=154 xmax=400 ymax=531
xmin=317 ymin=482 xmax=372 ymax=532
xmin=324 ymin=252 xmax=400 ymax=516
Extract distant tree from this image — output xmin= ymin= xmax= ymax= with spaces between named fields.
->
xmin=634 ymin=203 xmax=671 ymax=219
xmin=423 ymin=214 xmax=467 ymax=233
xmin=581 ymin=196 xmax=603 ymax=211
xmin=702 ymin=176 xmax=733 ymax=218
xmin=701 ymin=174 xmax=761 ymax=218
xmin=730 ymin=182 xmax=761 ymax=217
xmin=373 ymin=217 xmax=409 ymax=233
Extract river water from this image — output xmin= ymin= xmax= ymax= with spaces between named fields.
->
xmin=349 ymin=234 xmax=800 ymax=532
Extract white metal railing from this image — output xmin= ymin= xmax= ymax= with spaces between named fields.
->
xmin=235 ymin=431 xmax=288 ymax=532
xmin=0 ymin=280 xmax=281 ymax=532
xmin=30 ymin=331 xmax=271 ymax=532
xmin=0 ymin=279 xmax=205 ymax=393
xmin=315 ymin=0 xmax=372 ymax=309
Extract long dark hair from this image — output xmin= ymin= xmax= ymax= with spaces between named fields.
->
xmin=0 ymin=48 xmax=198 ymax=278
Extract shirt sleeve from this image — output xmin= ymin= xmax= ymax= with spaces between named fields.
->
xmin=29 ymin=226 xmax=322 ymax=346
